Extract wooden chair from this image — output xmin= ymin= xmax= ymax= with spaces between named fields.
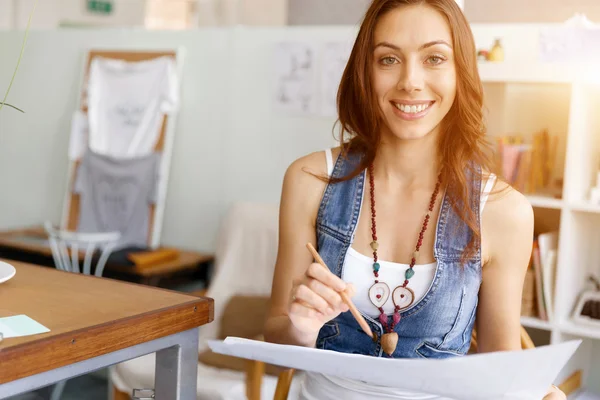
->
xmin=244 ymin=325 xmax=536 ymax=400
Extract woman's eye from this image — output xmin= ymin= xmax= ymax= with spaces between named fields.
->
xmin=427 ymin=55 xmax=445 ymax=65
xmin=380 ymin=56 xmax=398 ymax=65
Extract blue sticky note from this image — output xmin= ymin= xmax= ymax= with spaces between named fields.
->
xmin=0 ymin=315 xmax=50 ymax=339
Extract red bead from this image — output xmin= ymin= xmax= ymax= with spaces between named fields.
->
xmin=404 ymin=280 xmax=409 ymax=286
xmin=379 ymin=312 xmax=388 ymax=327
xmin=392 ymin=312 xmax=401 ymax=326
xmin=411 ymin=257 xmax=416 ymax=263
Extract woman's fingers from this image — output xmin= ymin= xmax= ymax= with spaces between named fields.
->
xmin=289 ymin=300 xmax=323 ymax=320
xmin=293 ymin=283 xmax=333 ymax=315
xmin=307 ymin=278 xmax=345 ymax=311
xmin=306 ymin=263 xmax=346 ymax=291
xmin=288 ymin=265 xmax=356 ymax=328
xmin=345 ymin=283 xmax=356 ymax=298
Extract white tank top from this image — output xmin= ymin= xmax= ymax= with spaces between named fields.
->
xmin=324 ymin=148 xmax=496 ymax=318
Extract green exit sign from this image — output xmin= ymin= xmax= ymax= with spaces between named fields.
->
xmin=87 ymin=0 xmax=113 ymax=14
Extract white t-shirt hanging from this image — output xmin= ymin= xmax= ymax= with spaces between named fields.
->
xmin=87 ymin=56 xmax=179 ymax=158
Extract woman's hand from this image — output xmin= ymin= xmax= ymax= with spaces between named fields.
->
xmin=288 ymin=262 xmax=355 ymax=338
xmin=543 ymin=385 xmax=566 ymax=400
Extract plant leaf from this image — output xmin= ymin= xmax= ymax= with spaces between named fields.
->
xmin=0 ymin=102 xmax=24 ymax=113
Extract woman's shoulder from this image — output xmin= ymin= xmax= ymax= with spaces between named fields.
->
xmin=481 ymin=177 xmax=534 ymax=247
xmin=483 ymin=174 xmax=532 ymax=219
xmin=281 ymin=148 xmax=341 ymax=225
xmin=284 ymin=147 xmax=342 ymax=182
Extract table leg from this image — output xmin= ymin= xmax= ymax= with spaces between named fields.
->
xmin=154 ymin=327 xmax=199 ymax=400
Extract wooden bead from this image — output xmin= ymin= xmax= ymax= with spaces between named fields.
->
xmin=382 ymin=332 xmax=398 ymax=356
xmin=370 ymin=241 xmax=379 ymax=251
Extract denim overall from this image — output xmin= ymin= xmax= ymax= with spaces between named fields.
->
xmin=315 ymin=151 xmax=482 ymax=359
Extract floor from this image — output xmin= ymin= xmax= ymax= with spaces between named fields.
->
xmin=8 ymin=373 xmax=108 ymax=400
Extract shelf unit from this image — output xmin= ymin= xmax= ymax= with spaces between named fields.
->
xmin=521 ymin=316 xmax=554 ymax=331
xmin=472 ymin=23 xmax=600 ymax=395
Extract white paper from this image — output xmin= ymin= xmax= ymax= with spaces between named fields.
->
xmin=539 ymin=26 xmax=600 ymax=63
xmin=209 ymin=337 xmax=581 ymax=400
xmin=0 ymin=315 xmax=50 ymax=338
xmin=319 ymin=42 xmax=351 ymax=117
xmin=272 ymin=42 xmax=318 ymax=115
xmin=68 ymin=110 xmax=89 ymax=160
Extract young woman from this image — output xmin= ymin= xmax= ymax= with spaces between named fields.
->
xmin=265 ymin=1 xmax=565 ymax=399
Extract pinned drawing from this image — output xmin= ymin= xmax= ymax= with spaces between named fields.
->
xmin=539 ymin=14 xmax=600 ymax=63
xmin=273 ymin=42 xmax=317 ymax=115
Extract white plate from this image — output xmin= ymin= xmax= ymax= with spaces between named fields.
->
xmin=0 ymin=261 xmax=16 ymax=284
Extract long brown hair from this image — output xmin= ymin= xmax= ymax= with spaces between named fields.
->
xmin=333 ymin=0 xmax=494 ymax=260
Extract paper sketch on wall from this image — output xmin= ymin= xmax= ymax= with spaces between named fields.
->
xmin=539 ymin=14 xmax=600 ymax=63
xmin=320 ymin=42 xmax=352 ymax=117
xmin=539 ymin=27 xmax=587 ymax=63
xmin=272 ymin=42 xmax=317 ymax=115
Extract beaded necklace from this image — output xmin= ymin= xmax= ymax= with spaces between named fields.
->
xmin=367 ymin=165 xmax=441 ymax=356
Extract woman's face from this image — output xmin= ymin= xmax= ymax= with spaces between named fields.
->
xmin=372 ymin=5 xmax=456 ymax=141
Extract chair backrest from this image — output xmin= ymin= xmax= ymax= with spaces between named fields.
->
xmin=44 ymin=221 xmax=121 ymax=277
xmin=198 ymin=202 xmax=280 ymax=351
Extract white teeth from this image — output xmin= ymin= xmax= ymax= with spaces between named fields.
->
xmin=395 ymin=102 xmax=430 ymax=114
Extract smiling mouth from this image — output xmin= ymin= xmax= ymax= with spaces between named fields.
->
xmin=392 ymin=101 xmax=435 ymax=114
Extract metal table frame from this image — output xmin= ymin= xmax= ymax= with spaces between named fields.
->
xmin=0 ymin=328 xmax=199 ymax=399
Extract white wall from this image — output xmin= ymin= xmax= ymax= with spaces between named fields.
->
xmin=0 ymin=26 xmax=347 ymax=251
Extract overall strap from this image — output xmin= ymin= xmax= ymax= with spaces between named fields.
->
xmin=434 ymin=166 xmax=482 ymax=262
xmin=316 ymin=150 xmax=365 ymax=276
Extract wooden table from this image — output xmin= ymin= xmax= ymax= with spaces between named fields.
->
xmin=0 ymin=261 xmax=214 ymax=399
xmin=0 ymin=226 xmax=214 ymax=286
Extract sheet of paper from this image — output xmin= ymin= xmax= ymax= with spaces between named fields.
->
xmin=319 ymin=42 xmax=351 ymax=117
xmin=68 ymin=110 xmax=89 ymax=160
xmin=209 ymin=337 xmax=581 ymax=400
xmin=272 ymin=42 xmax=318 ymax=115
xmin=0 ymin=315 xmax=50 ymax=338
xmin=538 ymin=26 xmax=600 ymax=63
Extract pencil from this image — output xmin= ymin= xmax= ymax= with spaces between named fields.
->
xmin=306 ymin=243 xmax=374 ymax=339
